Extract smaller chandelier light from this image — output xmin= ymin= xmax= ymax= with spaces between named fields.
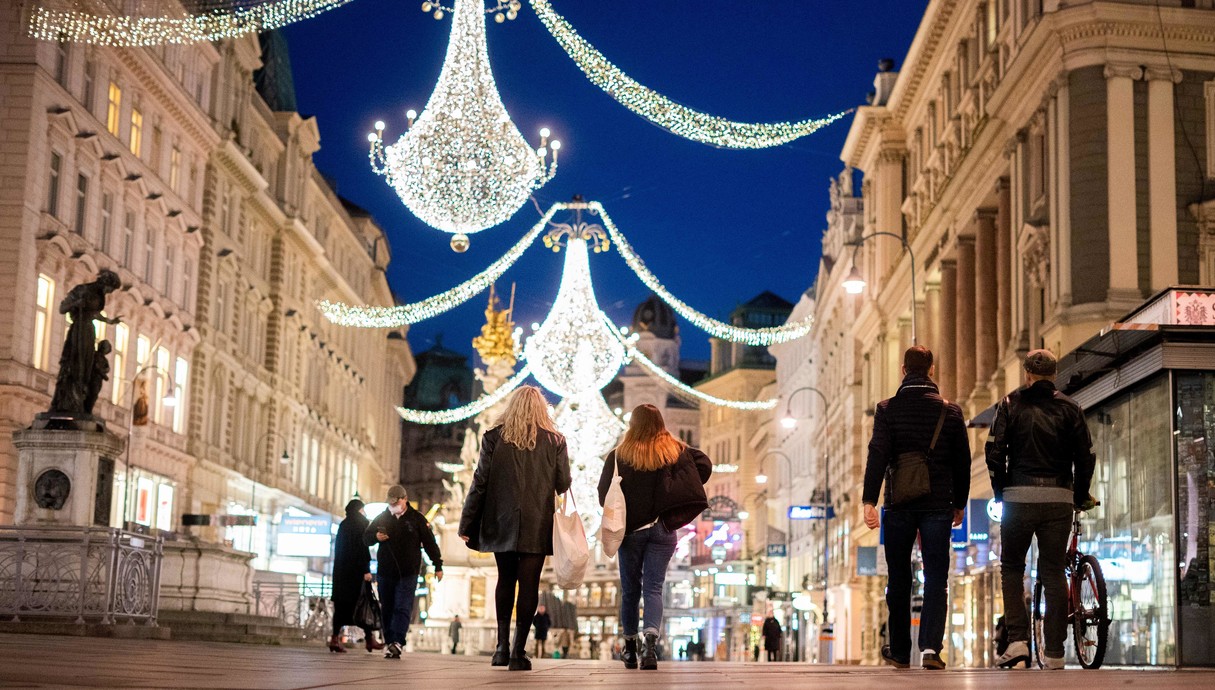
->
xmin=369 ymin=0 xmax=559 ymax=251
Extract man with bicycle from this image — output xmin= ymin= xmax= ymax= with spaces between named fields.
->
xmin=988 ymin=350 xmax=1097 ymax=670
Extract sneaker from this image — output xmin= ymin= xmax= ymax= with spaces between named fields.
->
xmin=995 ymin=640 xmax=1029 ymax=669
xmin=1044 ymin=655 xmax=1065 ymax=670
xmin=384 ymin=642 xmax=402 ymax=659
xmin=880 ymin=645 xmax=910 ymax=669
xmin=921 ymin=651 xmax=946 ymax=670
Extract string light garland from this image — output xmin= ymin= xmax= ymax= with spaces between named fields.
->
xmin=317 ymin=205 xmax=558 ymax=327
xmin=26 ymin=0 xmax=351 ymax=46
xmin=369 ymin=0 xmax=559 ymax=251
xmin=529 ymin=0 xmax=851 ymax=149
xmin=397 ymin=365 xmax=531 ymax=424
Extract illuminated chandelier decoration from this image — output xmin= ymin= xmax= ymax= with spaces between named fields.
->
xmin=369 ymin=0 xmax=559 ymax=252
xmin=529 ymin=0 xmax=851 ymax=149
xmin=554 ymin=391 xmax=625 ymax=538
xmin=25 ymin=0 xmax=354 ymax=46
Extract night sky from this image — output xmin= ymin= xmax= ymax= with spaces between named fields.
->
xmin=281 ymin=1 xmax=928 ymax=363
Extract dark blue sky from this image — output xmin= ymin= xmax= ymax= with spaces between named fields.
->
xmin=282 ymin=1 xmax=927 ymax=362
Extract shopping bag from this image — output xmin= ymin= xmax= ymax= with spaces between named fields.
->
xmin=599 ymin=456 xmax=627 ymax=557
xmin=552 ymin=490 xmax=590 ymax=589
xmin=354 ymin=579 xmax=382 ymax=631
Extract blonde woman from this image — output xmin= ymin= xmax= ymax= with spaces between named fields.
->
xmin=459 ymin=386 xmax=571 ymax=671
xmin=598 ymin=404 xmax=711 ymax=671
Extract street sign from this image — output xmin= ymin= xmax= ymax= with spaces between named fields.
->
xmin=767 ymin=543 xmax=787 ymax=558
xmin=703 ymin=495 xmax=740 ymax=521
xmin=788 ymin=505 xmax=835 ymax=520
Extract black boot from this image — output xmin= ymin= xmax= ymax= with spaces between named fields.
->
xmin=640 ymin=633 xmax=658 ymax=670
xmin=492 ymin=623 xmax=510 ymax=667
xmin=621 ymin=636 xmax=638 ymax=669
xmin=508 ymin=627 xmax=532 ymax=671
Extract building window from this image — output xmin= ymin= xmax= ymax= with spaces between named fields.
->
xmin=169 ymin=147 xmax=181 ymax=192
xmin=154 ymin=346 xmax=169 ymax=424
xmin=82 ymin=60 xmax=95 ymax=112
xmin=129 ymin=108 xmax=142 ymax=157
xmin=122 ymin=210 xmax=135 ymax=266
xmin=33 ymin=275 xmax=55 ymax=370
xmin=74 ymin=174 xmax=88 ymax=234
xmin=99 ymin=192 xmax=113 ymax=252
xmin=151 ymin=126 xmax=162 ymax=175
xmin=163 ymin=243 xmax=174 ymax=295
xmin=106 ymin=81 xmax=121 ymax=136
xmin=111 ymin=322 xmax=128 ymax=404
xmin=182 ymin=256 xmax=193 ymax=311
xmin=173 ymin=356 xmax=188 ymax=433
xmin=214 ymin=279 xmax=229 ymax=331
xmin=47 ymin=151 xmax=62 ymax=217
xmin=143 ymin=225 xmax=156 ymax=284
xmin=55 ymin=36 xmax=68 ymax=86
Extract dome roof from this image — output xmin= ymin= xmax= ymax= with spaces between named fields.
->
xmin=632 ymin=294 xmax=678 ymax=339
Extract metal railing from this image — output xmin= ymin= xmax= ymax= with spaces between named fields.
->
xmin=0 ymin=526 xmax=163 ymax=625
xmin=250 ymin=580 xmax=332 ymax=640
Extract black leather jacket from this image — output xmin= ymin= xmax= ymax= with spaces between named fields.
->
xmin=984 ymin=380 xmax=1096 ymax=503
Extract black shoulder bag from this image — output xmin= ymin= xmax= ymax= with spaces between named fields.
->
xmin=888 ymin=403 xmax=947 ymax=507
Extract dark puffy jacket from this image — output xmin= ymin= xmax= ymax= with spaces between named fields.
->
xmin=984 ymin=379 xmax=1096 ymax=504
xmin=458 ymin=426 xmax=572 ymax=554
xmin=598 ymin=446 xmax=712 ymax=533
xmin=862 ymin=375 xmax=971 ymax=510
xmin=364 ymin=505 xmax=442 ymax=580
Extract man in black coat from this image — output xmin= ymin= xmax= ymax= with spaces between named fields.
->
xmin=761 ymin=614 xmax=782 ymax=661
xmin=365 ymin=485 xmax=443 ymax=659
xmin=863 ymin=346 xmax=970 ymax=671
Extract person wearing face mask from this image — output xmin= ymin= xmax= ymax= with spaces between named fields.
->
xmin=365 ymin=485 xmax=443 ymax=659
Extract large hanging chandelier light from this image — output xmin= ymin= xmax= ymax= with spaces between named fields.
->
xmin=554 ymin=391 xmax=624 ymax=538
xmin=369 ymin=0 xmax=559 ymax=252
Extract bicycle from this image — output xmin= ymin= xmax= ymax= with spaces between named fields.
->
xmin=1030 ymin=502 xmax=1109 ymax=669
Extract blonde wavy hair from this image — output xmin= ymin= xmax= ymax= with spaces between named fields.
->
xmin=616 ymin=404 xmax=685 ymax=472
xmin=498 ymin=385 xmax=561 ymax=450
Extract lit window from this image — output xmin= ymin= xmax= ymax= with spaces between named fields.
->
xmin=106 ymin=81 xmax=121 ymax=136
xmin=111 ymin=323 xmax=128 ymax=404
xmin=33 ymin=275 xmax=55 ymax=370
xmin=155 ymin=483 xmax=174 ymax=531
xmin=173 ymin=356 xmax=188 ymax=433
xmin=135 ymin=476 xmax=154 ymax=526
xmin=169 ymin=147 xmax=181 ymax=192
xmin=155 ymin=346 xmax=169 ymax=424
xmin=129 ymin=108 xmax=142 ymax=156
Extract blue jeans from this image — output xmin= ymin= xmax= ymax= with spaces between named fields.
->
xmin=882 ymin=509 xmax=953 ymax=659
xmin=617 ymin=523 xmax=678 ymax=637
xmin=377 ymin=572 xmax=415 ymax=646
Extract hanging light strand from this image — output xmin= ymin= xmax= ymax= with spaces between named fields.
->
xmin=397 ymin=365 xmax=531 ymax=424
xmin=26 ymin=0 xmax=352 ymax=46
xmin=318 ymin=204 xmax=559 ymax=327
xmin=528 ymin=0 xmax=851 ymax=149
xmin=594 ymin=202 xmax=814 ymax=345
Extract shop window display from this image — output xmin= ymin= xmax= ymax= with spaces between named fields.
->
xmin=1176 ymin=371 xmax=1215 ymax=665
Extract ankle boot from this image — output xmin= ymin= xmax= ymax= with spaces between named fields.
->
xmin=328 ymin=634 xmax=346 ymax=653
xmin=364 ymin=633 xmax=384 ymax=652
xmin=508 ymin=627 xmax=532 ymax=671
xmin=621 ymin=636 xmax=638 ymax=669
xmin=640 ymin=633 xmax=658 ymax=670
xmin=491 ymin=641 xmax=510 ymax=667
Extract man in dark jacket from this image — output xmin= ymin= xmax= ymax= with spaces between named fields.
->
xmin=364 ymin=485 xmax=443 ymax=659
xmin=863 ymin=346 xmax=970 ymax=671
xmin=988 ymin=349 xmax=1096 ymax=670
xmin=761 ymin=614 xmax=782 ymax=661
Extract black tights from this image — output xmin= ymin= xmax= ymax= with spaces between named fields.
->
xmin=494 ymin=552 xmax=545 ymax=655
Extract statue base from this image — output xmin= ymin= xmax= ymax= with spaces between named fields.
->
xmin=31 ymin=412 xmax=106 ymax=433
xmin=11 ymin=428 xmax=125 ymax=527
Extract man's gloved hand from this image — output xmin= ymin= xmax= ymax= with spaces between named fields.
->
xmin=1075 ymin=494 xmax=1098 ymax=512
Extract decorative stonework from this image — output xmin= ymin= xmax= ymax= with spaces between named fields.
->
xmin=1174 ymin=291 xmax=1215 ymax=326
xmin=1020 ymin=223 xmax=1051 ymax=289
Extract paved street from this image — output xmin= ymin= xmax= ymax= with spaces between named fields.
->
xmin=0 ymin=634 xmax=1212 ymax=689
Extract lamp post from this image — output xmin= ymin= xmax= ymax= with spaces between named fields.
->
xmin=842 ymin=231 xmax=919 ymax=344
xmin=779 ymin=386 xmax=832 ymax=641
xmin=755 ymin=449 xmax=795 ymax=660
xmin=121 ymin=361 xmax=176 ymax=529
xmin=248 ymin=430 xmax=291 ymax=554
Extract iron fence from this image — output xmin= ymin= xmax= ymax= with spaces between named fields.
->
xmin=251 ymin=580 xmax=332 ymax=640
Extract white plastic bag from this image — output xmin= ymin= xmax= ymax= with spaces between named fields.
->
xmin=552 ymin=489 xmax=590 ymax=589
xmin=599 ymin=458 xmax=627 ymax=557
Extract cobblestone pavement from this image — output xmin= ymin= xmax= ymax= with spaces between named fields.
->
xmin=0 ymin=634 xmax=1212 ymax=689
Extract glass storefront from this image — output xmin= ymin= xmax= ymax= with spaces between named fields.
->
xmin=1177 ymin=371 xmax=1215 ymax=665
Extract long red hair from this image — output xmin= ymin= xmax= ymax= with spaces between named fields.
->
xmin=615 ymin=404 xmax=685 ymax=471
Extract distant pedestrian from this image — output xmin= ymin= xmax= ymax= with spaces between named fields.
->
xmin=458 ymin=386 xmax=572 ymax=671
xmin=762 ymin=614 xmax=782 ymax=662
xmin=365 ymin=485 xmax=444 ymax=660
xmin=533 ymin=605 xmax=551 ymax=658
xmin=449 ymin=615 xmax=462 ymax=655
xmin=599 ymin=404 xmax=712 ymax=671
xmin=989 ymin=349 xmax=1097 ymax=670
xmin=863 ymin=346 xmax=971 ymax=671
xmin=558 ymin=628 xmax=572 ymax=658
xmin=330 ymin=499 xmax=382 ymax=654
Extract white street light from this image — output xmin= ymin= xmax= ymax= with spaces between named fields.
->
xmin=842 ymin=265 xmax=866 ymax=294
xmin=780 ymin=416 xmax=797 ymax=429
xmin=755 ymin=473 xmax=768 ymax=484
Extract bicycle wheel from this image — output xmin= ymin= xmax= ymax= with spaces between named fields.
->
xmin=1031 ymin=580 xmax=1047 ymax=669
xmin=1073 ymin=555 xmax=1108 ymax=669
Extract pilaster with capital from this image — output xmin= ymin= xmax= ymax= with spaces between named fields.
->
xmin=1105 ymin=63 xmax=1142 ymax=300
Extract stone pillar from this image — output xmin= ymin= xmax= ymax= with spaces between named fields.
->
xmin=1105 ymin=64 xmax=1142 ymax=301
xmin=955 ymin=237 xmax=977 ymax=402
xmin=1146 ymin=66 xmax=1182 ymax=289
xmin=1055 ymin=79 xmax=1073 ymax=307
xmin=996 ymin=178 xmax=1012 ymax=355
xmin=974 ymin=210 xmax=999 ymax=387
xmin=939 ymin=260 xmax=958 ymax=401
xmin=12 ymin=428 xmax=125 ymax=527
xmin=924 ymin=282 xmax=941 ymax=352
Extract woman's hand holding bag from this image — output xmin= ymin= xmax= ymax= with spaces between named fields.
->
xmin=599 ymin=458 xmax=627 ymax=557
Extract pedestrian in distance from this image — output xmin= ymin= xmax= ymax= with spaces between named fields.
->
xmin=364 ymin=485 xmax=443 ymax=660
xmin=330 ymin=499 xmax=383 ymax=654
xmin=449 ymin=615 xmax=462 ymax=655
xmin=863 ymin=345 xmax=971 ymax=670
xmin=988 ymin=349 xmax=1098 ymax=670
xmin=458 ymin=385 xmax=572 ymax=671
xmin=762 ymin=613 xmax=782 ymax=662
xmin=533 ymin=605 xmax=551 ymax=658
xmin=558 ymin=627 xmax=572 ymax=659
xmin=598 ymin=403 xmax=712 ymax=671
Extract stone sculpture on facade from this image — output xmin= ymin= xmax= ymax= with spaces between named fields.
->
xmin=46 ymin=271 xmax=121 ymax=420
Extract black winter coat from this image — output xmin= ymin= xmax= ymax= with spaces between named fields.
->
xmin=332 ymin=508 xmax=370 ymax=628
xmin=762 ymin=616 xmax=782 ymax=650
xmin=984 ymin=379 xmax=1096 ymax=504
xmin=597 ymin=446 xmax=711 ymax=533
xmin=363 ymin=505 xmax=442 ymax=580
xmin=863 ymin=374 xmax=971 ymax=511
xmin=458 ymin=426 xmax=572 ymax=554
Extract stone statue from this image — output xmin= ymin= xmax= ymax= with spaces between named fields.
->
xmin=48 ymin=271 xmax=121 ymax=416
xmin=82 ymin=340 xmax=111 ymax=414
xmin=132 ymin=378 xmax=149 ymax=426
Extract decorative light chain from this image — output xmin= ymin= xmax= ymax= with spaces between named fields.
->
xmin=397 ymin=365 xmax=531 ymax=424
xmin=27 ymin=0 xmax=351 ymax=46
xmin=529 ymin=0 xmax=852 ymax=149
xmin=594 ymin=202 xmax=814 ymax=344
xmin=422 ymin=0 xmax=521 ymax=23
xmin=318 ymin=204 xmax=558 ymax=327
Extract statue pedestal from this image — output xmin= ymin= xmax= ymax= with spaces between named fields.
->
xmin=11 ymin=428 xmax=125 ymax=527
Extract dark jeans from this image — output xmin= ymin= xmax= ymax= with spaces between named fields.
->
xmin=766 ymin=648 xmax=779 ymax=662
xmin=377 ymin=572 xmax=415 ymax=646
xmin=882 ymin=509 xmax=953 ymax=659
xmin=1000 ymin=501 xmax=1072 ymax=657
xmin=618 ymin=522 xmax=678 ymax=636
